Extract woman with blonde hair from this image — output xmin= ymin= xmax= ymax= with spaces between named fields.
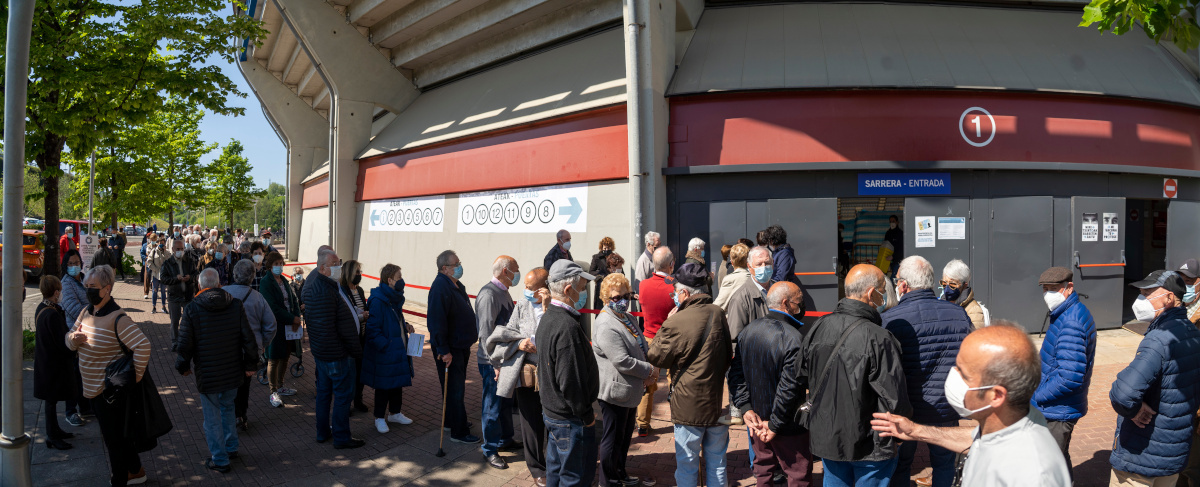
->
xmin=714 ymin=243 xmax=752 ymax=309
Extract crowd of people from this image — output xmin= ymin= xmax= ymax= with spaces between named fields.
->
xmin=23 ymin=223 xmax=1200 ymax=487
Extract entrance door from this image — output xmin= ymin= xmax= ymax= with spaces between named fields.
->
xmin=709 ymin=201 xmax=748 ymax=301
xmin=1072 ymin=197 xmax=1126 ymax=329
xmin=1167 ymin=200 xmax=1200 ymax=269
xmin=903 ymin=197 xmax=972 ymax=287
xmin=990 ymin=197 xmax=1054 ymax=332
xmin=769 ymin=198 xmax=838 ymax=312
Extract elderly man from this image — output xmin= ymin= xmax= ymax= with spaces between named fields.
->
xmin=880 ymin=256 xmax=972 ymax=487
xmin=635 ymin=245 xmax=675 ymax=436
xmin=428 ymin=250 xmax=480 ymax=444
xmin=226 ymin=260 xmax=279 ymax=422
xmin=1032 ymin=266 xmax=1096 ymax=480
xmin=1179 ymin=259 xmax=1200 ymax=323
xmin=1109 ymin=270 xmax=1200 ymax=486
xmin=647 ymin=263 xmax=733 ymax=487
xmin=940 ymin=259 xmax=985 ymax=328
xmin=800 ymin=264 xmax=910 ymax=487
xmin=476 ymin=255 xmax=519 ymax=469
xmin=544 ymin=230 xmax=574 ymax=270
xmin=175 ymin=269 xmax=260 ymax=473
xmin=729 ymin=281 xmax=812 ymax=487
xmin=160 ymin=238 xmax=198 ymax=342
xmin=871 ymin=322 xmax=1071 ymax=486
xmin=537 ymin=260 xmax=599 ymax=487
xmin=301 ymin=247 xmax=365 ymax=449
xmin=722 ymin=245 xmax=773 ymax=427
xmin=633 ymin=231 xmax=661 ymax=293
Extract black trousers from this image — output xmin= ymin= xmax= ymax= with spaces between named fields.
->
xmin=374 ymin=387 xmax=403 ymax=418
xmin=91 ymin=393 xmax=143 ymax=487
xmin=44 ymin=399 xmax=74 ymax=439
xmin=1046 ymin=419 xmax=1077 ymax=480
xmin=599 ymin=400 xmax=637 ymax=486
xmin=235 ymin=375 xmax=251 ymax=419
xmin=515 ymin=385 xmax=547 ymax=479
xmin=435 ymin=348 xmax=471 ymax=437
xmin=168 ymin=299 xmax=186 ymax=346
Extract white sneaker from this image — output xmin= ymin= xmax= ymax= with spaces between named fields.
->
xmin=269 ymin=392 xmax=283 ymax=408
xmin=143 ymin=295 xmax=149 ymax=299
xmin=387 ymin=412 xmax=413 ymax=425
xmin=375 ymin=418 xmax=389 ymax=433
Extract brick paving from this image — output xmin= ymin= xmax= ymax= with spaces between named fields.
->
xmin=18 ymin=246 xmax=1144 ymax=486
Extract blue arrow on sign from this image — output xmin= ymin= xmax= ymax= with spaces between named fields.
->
xmin=370 ymin=210 xmax=382 ymax=226
xmin=559 ymin=197 xmax=582 ymax=224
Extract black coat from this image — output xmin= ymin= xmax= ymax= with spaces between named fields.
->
xmin=259 ymin=273 xmax=301 ymax=360
xmin=301 ymin=272 xmax=363 ymax=361
xmin=175 ymin=289 xmax=259 ymax=394
xmin=33 ymin=302 xmax=78 ymax=401
xmin=543 ymin=244 xmax=573 ymax=271
xmin=91 ymin=248 xmax=119 ymax=270
xmin=160 ymin=255 xmax=198 ymax=302
xmin=730 ymin=310 xmax=809 ymax=435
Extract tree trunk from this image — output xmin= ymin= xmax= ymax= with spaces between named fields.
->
xmin=168 ymin=209 xmax=174 ymax=228
xmin=38 ymin=133 xmax=66 ymax=277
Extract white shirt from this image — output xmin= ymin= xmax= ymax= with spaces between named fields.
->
xmin=961 ymin=410 xmax=1070 ymax=487
xmin=337 ymin=289 xmax=361 ymax=333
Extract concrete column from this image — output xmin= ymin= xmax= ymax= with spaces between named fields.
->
xmin=329 ymin=99 xmax=375 ymax=256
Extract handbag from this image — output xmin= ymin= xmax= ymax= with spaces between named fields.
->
xmin=103 ymin=313 xmax=136 ymax=394
xmin=798 ymin=320 xmax=862 ymax=428
xmin=123 ymin=370 xmax=173 ymax=452
xmin=521 ymin=363 xmax=539 ymax=391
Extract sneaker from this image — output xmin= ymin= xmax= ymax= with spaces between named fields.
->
xmin=387 ymin=412 xmax=413 ymax=425
xmin=277 ymin=388 xmax=296 ymax=396
xmin=151 ymin=309 xmax=157 ymax=314
xmin=161 ymin=307 xmax=168 ymax=314
xmin=729 ymin=416 xmax=744 ymax=426
xmin=269 ymin=392 xmax=283 ymax=408
xmin=333 ymin=438 xmax=366 ymax=449
xmin=65 ymin=413 xmax=85 ymax=427
xmin=637 ymin=426 xmax=649 ymax=437
xmin=641 ymin=477 xmax=657 ymax=486
xmin=127 ymin=467 xmax=148 ymax=485
xmin=143 ymin=295 xmax=149 ymax=299
xmin=718 ymin=416 xmax=732 ymax=425
xmin=205 ymin=458 xmax=231 ymax=473
xmin=449 ymin=434 xmax=481 ymax=444
xmin=375 ymin=418 xmax=390 ymax=434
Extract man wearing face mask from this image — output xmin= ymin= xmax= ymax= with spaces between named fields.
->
xmin=301 ymin=248 xmax=366 ymax=449
xmin=799 ymin=264 xmax=910 ymax=487
xmin=1177 ymin=259 xmax=1200 ymax=324
xmin=634 ymin=231 xmax=661 ymax=293
xmin=160 ymin=238 xmax=198 ymax=342
xmin=475 ymin=256 xmax=520 ymax=469
xmin=880 ymin=256 xmax=972 ymax=487
xmin=870 ymin=322 xmax=1071 ymax=486
xmin=721 ymin=246 xmax=773 ymax=428
xmin=544 ymin=230 xmax=574 ymax=271
xmin=635 ymin=245 xmax=676 ymax=436
xmin=1108 ymin=270 xmax=1200 ymax=486
xmin=428 ymin=250 xmax=480 ymax=444
xmin=1030 ymin=266 xmax=1096 ymax=481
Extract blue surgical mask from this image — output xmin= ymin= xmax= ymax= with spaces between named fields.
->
xmin=524 ymin=289 xmax=537 ymax=303
xmin=1186 ymin=284 xmax=1197 ymax=303
xmin=701 ymin=250 xmax=706 ymax=260
xmin=272 ymin=266 xmax=283 ymax=276
xmin=264 ymin=239 xmax=271 ymax=246
xmin=67 ymin=266 xmax=81 ymax=277
xmin=672 ymin=292 xmax=682 ymax=307
xmin=574 ymin=289 xmax=588 ymax=310
xmin=215 ymin=252 xmax=223 ymax=260
xmin=610 ymin=299 xmax=629 ymax=314
xmin=753 ymin=265 xmax=773 ymax=284
xmin=452 ymin=264 xmax=464 ymax=279
xmin=943 ymin=286 xmax=962 ymax=302
xmin=875 ymin=289 xmax=889 ymax=313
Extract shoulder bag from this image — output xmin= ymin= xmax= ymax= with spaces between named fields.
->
xmin=798 ymin=320 xmax=862 ymax=428
xmin=102 ymin=312 xmax=136 ymax=395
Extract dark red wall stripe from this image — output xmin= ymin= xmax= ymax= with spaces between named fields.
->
xmin=301 ymin=176 xmax=329 ymax=209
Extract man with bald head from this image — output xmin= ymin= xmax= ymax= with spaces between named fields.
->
xmin=476 ymin=255 xmax=520 ymax=469
xmin=799 ymin=264 xmax=910 ymax=487
xmin=729 ymin=281 xmax=813 ymax=486
xmin=871 ymin=322 xmax=1071 ymax=486
xmin=634 ymin=245 xmax=676 ymax=436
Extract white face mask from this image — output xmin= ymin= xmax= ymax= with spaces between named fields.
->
xmin=944 ymin=366 xmax=995 ymax=418
xmin=253 ymin=254 xmax=263 ymax=264
xmin=329 ymin=265 xmax=342 ymax=281
xmin=1132 ymin=292 xmax=1166 ymax=322
xmin=174 ymin=251 xmax=184 ymax=259
xmin=1043 ymin=290 xmax=1066 ymax=311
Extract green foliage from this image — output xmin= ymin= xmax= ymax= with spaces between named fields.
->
xmin=206 ymin=139 xmax=266 ymax=229
xmin=23 ymin=329 xmax=36 ymax=360
xmin=1081 ymin=0 xmax=1200 ymax=51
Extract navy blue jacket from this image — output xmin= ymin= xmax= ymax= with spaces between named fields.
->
xmin=362 ymin=282 xmax=413 ymax=390
xmin=427 ymin=273 xmax=477 ymax=356
xmin=1032 ymin=292 xmax=1097 ymax=421
xmin=1110 ymin=306 xmax=1200 ymax=477
xmin=729 ymin=310 xmax=809 ymax=435
xmin=300 ymin=271 xmax=363 ymax=362
xmin=881 ymin=289 xmax=972 ymax=423
xmin=771 ymin=244 xmax=798 ymax=285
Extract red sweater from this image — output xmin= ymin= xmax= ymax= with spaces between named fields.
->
xmin=639 ymin=273 xmax=675 ymax=339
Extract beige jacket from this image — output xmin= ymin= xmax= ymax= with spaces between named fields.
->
xmin=960 ymin=288 xmax=986 ymax=329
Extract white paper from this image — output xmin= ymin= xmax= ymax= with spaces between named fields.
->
xmin=1103 ymin=213 xmax=1119 ymax=242
xmin=1082 ymin=213 xmax=1098 ymax=242
xmin=407 ymin=333 xmax=425 ymax=357
xmin=937 ymin=217 xmax=966 ymax=240
xmin=915 ymin=216 xmax=936 ymax=248
xmin=80 ymin=234 xmax=98 ymax=270
xmin=285 ymin=324 xmax=304 ymax=341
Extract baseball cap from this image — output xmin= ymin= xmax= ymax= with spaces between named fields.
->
xmin=549 ymin=259 xmax=594 ymax=282
xmin=1038 ymin=267 xmax=1073 ymax=285
xmin=1130 ymin=270 xmax=1187 ymax=300
xmin=674 ymin=263 xmax=708 ymax=289
xmin=1178 ymin=259 xmax=1199 ymax=279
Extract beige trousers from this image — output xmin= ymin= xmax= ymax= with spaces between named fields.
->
xmin=1109 ymin=469 xmax=1178 ymax=487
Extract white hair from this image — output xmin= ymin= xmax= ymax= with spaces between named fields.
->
xmin=897 ymin=256 xmax=936 ymax=290
xmin=943 ymin=259 xmax=971 ymax=284
xmin=85 ymin=265 xmax=115 ymax=288
xmin=644 ymin=231 xmax=660 ymax=246
xmin=688 ymin=238 xmax=706 ymax=252
xmin=548 ymin=276 xmax=582 ymax=301
xmin=198 ymin=268 xmax=221 ymax=289
xmin=673 ymin=281 xmax=703 ymax=296
xmin=748 ymin=246 xmax=774 ymax=266
xmin=318 ymin=248 xmax=338 ymax=269
xmin=492 ymin=256 xmax=515 ymax=278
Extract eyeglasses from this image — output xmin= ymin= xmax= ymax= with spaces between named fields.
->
xmin=610 ymin=292 xmax=634 ymax=301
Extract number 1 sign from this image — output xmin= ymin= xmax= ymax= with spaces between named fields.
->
xmin=959 ymin=107 xmax=996 ymax=147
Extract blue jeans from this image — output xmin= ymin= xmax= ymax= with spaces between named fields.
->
xmin=674 ymin=424 xmax=729 ymax=487
xmin=151 ymin=277 xmax=166 ymax=308
xmin=479 ymin=363 xmax=514 ymax=456
xmin=200 ymin=389 xmax=239 ymax=466
xmin=315 ymin=357 xmax=355 ymax=444
xmin=822 ymin=456 xmax=898 ymax=487
xmin=544 ymin=414 xmax=597 ymax=487
xmin=894 ymin=427 xmax=958 ymax=487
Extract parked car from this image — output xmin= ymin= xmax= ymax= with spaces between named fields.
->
xmin=0 ymin=229 xmax=46 ymax=279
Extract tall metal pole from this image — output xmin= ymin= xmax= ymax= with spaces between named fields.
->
xmin=88 ymin=151 xmax=95 ymax=235
xmin=1 ymin=0 xmax=37 ymax=484
xmin=623 ymin=0 xmax=646 ymax=275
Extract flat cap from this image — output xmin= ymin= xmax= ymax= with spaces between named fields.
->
xmin=549 ymin=259 xmax=594 ymax=283
xmin=1038 ymin=267 xmax=1073 ymax=285
xmin=1130 ymin=270 xmax=1187 ymax=300
xmin=673 ymin=263 xmax=708 ymax=289
xmin=1178 ymin=259 xmax=1199 ymax=279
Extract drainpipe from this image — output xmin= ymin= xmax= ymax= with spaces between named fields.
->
xmin=624 ymin=0 xmax=647 ymax=265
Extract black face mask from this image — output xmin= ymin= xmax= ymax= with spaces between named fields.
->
xmin=86 ymin=288 xmax=104 ymax=307
xmin=394 ymin=279 xmax=405 ymax=292
xmin=791 ymin=302 xmax=807 ymax=325
xmin=351 ymin=274 xmax=362 ymax=285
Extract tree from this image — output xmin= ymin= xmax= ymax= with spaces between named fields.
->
xmin=1081 ymin=0 xmax=1200 ymax=52
xmin=206 ymin=139 xmax=265 ymax=229
xmin=137 ymin=98 xmax=215 ymax=226
xmin=0 ymin=1 xmax=265 ymax=276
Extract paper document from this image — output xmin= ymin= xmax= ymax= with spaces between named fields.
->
xmin=285 ymin=325 xmax=304 ymax=341
xmin=407 ymin=333 xmax=425 ymax=357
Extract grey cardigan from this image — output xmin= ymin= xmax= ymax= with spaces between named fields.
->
xmin=486 ymin=299 xmax=542 ymax=398
xmin=225 ymin=284 xmax=278 ymax=351
xmin=592 ymin=308 xmax=654 ymax=408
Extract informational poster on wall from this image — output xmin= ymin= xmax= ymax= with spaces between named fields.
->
xmin=80 ymin=234 xmax=98 ymax=269
xmin=457 ymin=183 xmax=587 ymax=233
xmin=915 ymin=216 xmax=936 ymax=248
xmin=368 ymin=195 xmax=445 ymax=232
xmin=1103 ymin=213 xmax=1119 ymax=242
xmin=937 ymin=217 xmax=966 ymax=240
xmin=1081 ymin=213 xmax=1098 ymax=242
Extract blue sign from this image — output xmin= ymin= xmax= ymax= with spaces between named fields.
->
xmin=858 ymin=173 xmax=951 ymax=196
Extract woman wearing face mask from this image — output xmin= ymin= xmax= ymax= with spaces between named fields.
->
xmin=590 ymin=237 xmax=617 ymax=279
xmin=58 ymin=250 xmax=95 ymax=423
xmin=260 ymin=253 xmax=302 ymax=405
xmin=684 ymin=237 xmax=713 ymax=296
xmin=146 ymin=235 xmax=170 ymax=314
xmin=338 ymin=259 xmax=371 ymax=413
xmin=1178 ymin=261 xmax=1200 ymax=324
xmin=291 ymin=267 xmax=307 ymax=300
xmin=201 ymin=242 xmax=230 ymax=286
xmin=67 ymin=265 xmax=153 ymax=486
xmin=244 ymin=242 xmax=268 ymax=291
xmin=593 ymin=273 xmax=656 ymax=487
xmin=362 ymin=264 xmax=416 ymax=433
xmin=940 ymin=259 xmax=985 ymax=329
xmin=35 ymin=275 xmax=80 ymax=449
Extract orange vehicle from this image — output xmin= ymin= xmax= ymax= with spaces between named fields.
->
xmin=0 ymin=229 xmax=46 ymax=279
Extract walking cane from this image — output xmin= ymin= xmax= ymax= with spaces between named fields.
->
xmin=435 ymin=364 xmax=449 ymax=457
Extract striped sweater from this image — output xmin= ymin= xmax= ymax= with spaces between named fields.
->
xmin=66 ymin=302 xmax=151 ymax=398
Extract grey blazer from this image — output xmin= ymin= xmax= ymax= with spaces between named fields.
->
xmin=592 ymin=308 xmax=654 ymax=408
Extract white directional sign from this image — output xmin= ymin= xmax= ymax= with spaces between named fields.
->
xmin=368 ymin=195 xmax=445 ymax=232
xmin=80 ymin=234 xmax=98 ymax=270
xmin=457 ymin=183 xmax=587 ymax=234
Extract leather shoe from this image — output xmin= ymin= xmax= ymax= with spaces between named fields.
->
xmin=334 ymin=438 xmax=366 ymax=449
xmin=484 ymin=453 xmax=508 ymax=470
xmin=46 ymin=437 xmax=73 ymax=450
xmin=353 ymin=402 xmax=369 ymax=413
xmin=498 ymin=440 xmax=523 ymax=451
xmin=534 ymin=477 xmax=547 ymax=487
xmin=205 ymin=458 xmax=231 ymax=473
xmin=315 ymin=436 xmax=329 ymax=444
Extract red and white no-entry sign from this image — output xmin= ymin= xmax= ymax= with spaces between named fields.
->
xmin=1164 ymin=178 xmax=1179 ymax=199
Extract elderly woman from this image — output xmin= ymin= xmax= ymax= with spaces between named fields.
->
xmin=363 ymin=264 xmax=415 ymax=433
xmin=713 ymin=243 xmax=752 ymax=309
xmin=260 ymin=252 xmax=301 ymax=405
xmin=593 ymin=273 xmax=656 ymax=487
xmin=245 ymin=243 xmax=268 ymax=291
xmin=58 ymin=250 xmax=93 ymax=421
xmin=941 ymin=259 xmax=985 ymax=328
xmin=339 ymin=259 xmax=370 ymax=412
xmin=226 ymin=259 xmax=278 ymax=429
xmin=67 ymin=265 xmax=152 ymax=486
xmin=590 ymin=237 xmax=617 ymax=277
xmin=34 ymin=275 xmax=78 ymax=449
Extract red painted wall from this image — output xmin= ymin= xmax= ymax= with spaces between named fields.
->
xmin=302 ymin=176 xmax=329 ymax=209
xmin=668 ymin=91 xmax=1200 ymax=171
xmin=357 ymin=106 xmax=629 ymax=201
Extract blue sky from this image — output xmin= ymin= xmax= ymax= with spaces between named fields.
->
xmin=198 ymin=54 xmax=287 ymax=188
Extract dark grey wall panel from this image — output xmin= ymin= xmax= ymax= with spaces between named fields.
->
xmin=903 ymin=197 xmax=972 ymax=290
xmin=1167 ymin=200 xmax=1200 ymax=269
xmin=989 ymin=196 xmax=1054 ymax=332
xmin=769 ymin=198 xmax=838 ymax=312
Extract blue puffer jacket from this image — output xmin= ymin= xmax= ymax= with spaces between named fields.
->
xmin=362 ymin=282 xmax=413 ymax=390
xmin=1110 ymin=306 xmax=1200 ymax=477
xmin=881 ymin=289 xmax=972 ymax=423
xmin=1032 ymin=292 xmax=1096 ymax=421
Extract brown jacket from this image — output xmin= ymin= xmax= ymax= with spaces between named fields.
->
xmin=960 ymin=288 xmax=986 ymax=329
xmin=647 ymin=294 xmax=733 ymax=427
